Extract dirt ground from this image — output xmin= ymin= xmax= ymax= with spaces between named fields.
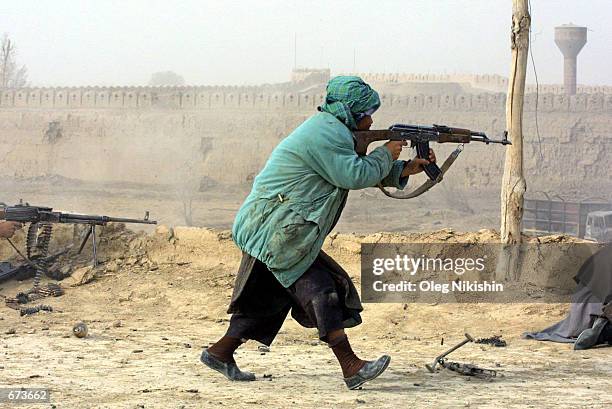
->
xmin=1 ymin=225 xmax=610 ymax=409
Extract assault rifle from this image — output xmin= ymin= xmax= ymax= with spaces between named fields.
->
xmin=0 ymin=201 xmax=156 ymax=285
xmin=353 ymin=124 xmax=511 ymax=199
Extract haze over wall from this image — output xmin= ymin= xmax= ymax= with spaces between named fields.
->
xmin=1 ymin=0 xmax=611 ymax=87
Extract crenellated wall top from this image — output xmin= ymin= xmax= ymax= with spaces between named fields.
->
xmin=1 ymin=87 xmax=611 ymax=113
xmin=348 ymin=72 xmax=612 ymax=95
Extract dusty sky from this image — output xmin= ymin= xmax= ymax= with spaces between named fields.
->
xmin=1 ymin=0 xmax=610 ymax=86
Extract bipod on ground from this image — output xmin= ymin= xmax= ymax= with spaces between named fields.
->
xmin=425 ymin=333 xmax=498 ymax=380
xmin=426 ymin=333 xmax=474 ymax=373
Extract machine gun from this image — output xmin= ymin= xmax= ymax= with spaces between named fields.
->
xmin=353 ymin=124 xmax=511 ymax=199
xmin=0 ymin=201 xmax=156 ymax=287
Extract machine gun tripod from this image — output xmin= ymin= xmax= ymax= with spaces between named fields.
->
xmin=1 ymin=200 xmax=157 ymax=287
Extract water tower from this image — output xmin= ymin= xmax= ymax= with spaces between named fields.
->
xmin=554 ymin=23 xmax=587 ymax=95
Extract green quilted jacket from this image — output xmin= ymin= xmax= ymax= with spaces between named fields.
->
xmin=232 ymin=112 xmax=408 ymax=287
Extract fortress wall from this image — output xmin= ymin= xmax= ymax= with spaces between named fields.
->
xmin=0 ymin=86 xmax=611 ymax=196
xmin=2 ymin=87 xmax=612 ymax=111
xmin=351 ymin=73 xmax=612 ymax=94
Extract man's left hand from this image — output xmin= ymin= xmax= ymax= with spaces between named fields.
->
xmin=401 ymin=149 xmax=437 ymax=177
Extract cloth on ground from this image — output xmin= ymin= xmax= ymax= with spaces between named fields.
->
xmin=522 ymin=245 xmax=611 ymax=343
xmin=522 ymin=284 xmax=603 ymax=343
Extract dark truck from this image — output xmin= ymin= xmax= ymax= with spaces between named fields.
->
xmin=522 ymin=193 xmax=612 ymax=242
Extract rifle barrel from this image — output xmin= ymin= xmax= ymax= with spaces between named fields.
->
xmin=469 ymin=135 xmax=512 ymax=145
xmin=58 ymin=212 xmax=157 ymax=225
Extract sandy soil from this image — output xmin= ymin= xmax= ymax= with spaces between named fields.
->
xmin=0 ymin=226 xmax=610 ymax=409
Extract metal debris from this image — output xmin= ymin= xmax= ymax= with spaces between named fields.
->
xmin=440 ymin=360 xmax=497 ymax=380
xmin=19 ymin=304 xmax=53 ymax=316
xmin=5 ymin=283 xmax=64 ymax=310
xmin=475 ymin=335 xmax=507 ymax=347
xmin=426 ymin=333 xmax=474 ymax=373
xmin=73 ymin=322 xmax=88 ymax=338
xmin=426 ymin=333 xmax=499 ymax=381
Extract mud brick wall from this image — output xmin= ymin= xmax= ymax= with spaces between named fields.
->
xmin=1 ymin=86 xmax=611 ymax=196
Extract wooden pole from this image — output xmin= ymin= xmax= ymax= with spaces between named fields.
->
xmin=498 ymin=0 xmax=530 ymax=280
xmin=501 ymin=0 xmax=529 ymax=243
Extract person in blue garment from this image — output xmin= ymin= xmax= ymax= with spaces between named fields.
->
xmin=523 ymin=244 xmax=612 ymax=350
xmin=201 ymin=76 xmax=436 ymax=389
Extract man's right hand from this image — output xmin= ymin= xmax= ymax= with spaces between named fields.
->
xmin=0 ymin=221 xmax=22 ymax=239
xmin=384 ymin=140 xmax=407 ymax=161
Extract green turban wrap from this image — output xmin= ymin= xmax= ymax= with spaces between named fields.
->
xmin=318 ymin=76 xmax=381 ymax=131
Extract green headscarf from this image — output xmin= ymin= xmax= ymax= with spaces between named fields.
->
xmin=318 ymin=76 xmax=381 ymax=130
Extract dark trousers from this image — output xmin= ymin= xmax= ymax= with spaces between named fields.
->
xmin=225 ymin=256 xmax=347 ymax=345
